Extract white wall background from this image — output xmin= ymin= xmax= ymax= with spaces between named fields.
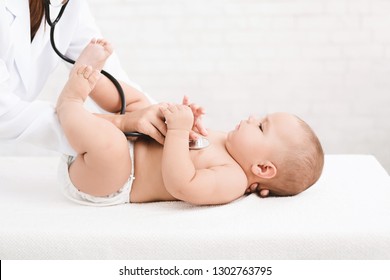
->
xmin=2 ymin=0 xmax=390 ymax=173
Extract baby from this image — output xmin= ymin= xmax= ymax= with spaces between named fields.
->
xmin=56 ymin=40 xmax=324 ymax=206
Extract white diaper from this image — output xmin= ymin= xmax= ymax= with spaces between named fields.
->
xmin=58 ymin=141 xmax=135 ymax=206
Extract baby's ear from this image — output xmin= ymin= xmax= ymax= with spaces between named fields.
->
xmin=251 ymin=161 xmax=277 ymax=179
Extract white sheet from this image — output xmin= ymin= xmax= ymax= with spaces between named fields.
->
xmin=0 ymin=155 xmax=389 ymax=259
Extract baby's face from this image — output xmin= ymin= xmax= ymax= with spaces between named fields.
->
xmin=225 ymin=112 xmax=303 ymax=167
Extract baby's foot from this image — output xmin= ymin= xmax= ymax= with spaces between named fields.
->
xmin=75 ymin=38 xmax=113 ymax=72
xmin=57 ymin=65 xmax=101 ymax=108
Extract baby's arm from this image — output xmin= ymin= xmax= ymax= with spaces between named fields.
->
xmin=160 ymin=104 xmax=247 ymax=205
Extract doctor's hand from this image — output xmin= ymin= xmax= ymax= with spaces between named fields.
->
xmin=182 ymin=95 xmax=208 ymax=140
xmin=118 ymin=104 xmax=168 ymax=145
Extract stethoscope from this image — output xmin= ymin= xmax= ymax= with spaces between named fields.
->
xmin=44 ymin=0 xmax=209 ymax=149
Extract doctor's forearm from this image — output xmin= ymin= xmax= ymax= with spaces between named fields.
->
xmin=95 ymin=112 xmax=144 ymax=134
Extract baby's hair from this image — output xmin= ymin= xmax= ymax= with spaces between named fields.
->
xmin=267 ymin=116 xmax=324 ymax=196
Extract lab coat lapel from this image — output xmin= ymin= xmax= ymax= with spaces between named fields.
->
xmin=30 ymin=19 xmax=50 ymax=67
xmin=0 ymin=0 xmax=10 ymax=58
xmin=7 ymin=0 xmax=31 ymax=92
xmin=31 ymin=18 xmax=50 ymax=60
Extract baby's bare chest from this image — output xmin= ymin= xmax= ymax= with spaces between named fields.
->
xmin=190 ymin=136 xmax=233 ymax=169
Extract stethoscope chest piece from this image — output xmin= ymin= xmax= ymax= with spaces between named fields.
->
xmin=189 ymin=137 xmax=210 ymax=150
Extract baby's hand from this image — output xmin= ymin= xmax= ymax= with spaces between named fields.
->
xmin=160 ymin=104 xmax=194 ymax=132
xmin=182 ymin=95 xmax=208 ymax=140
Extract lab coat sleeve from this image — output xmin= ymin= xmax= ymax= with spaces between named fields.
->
xmin=0 ymin=59 xmax=75 ymax=155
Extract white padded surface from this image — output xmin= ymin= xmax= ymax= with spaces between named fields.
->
xmin=0 ymin=155 xmax=389 ymax=259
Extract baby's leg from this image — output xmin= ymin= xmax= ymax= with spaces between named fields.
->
xmin=57 ymin=65 xmax=131 ymax=197
xmin=56 ymin=38 xmax=113 ymax=106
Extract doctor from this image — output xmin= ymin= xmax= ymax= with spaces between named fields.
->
xmin=0 ymin=0 xmax=206 ymax=156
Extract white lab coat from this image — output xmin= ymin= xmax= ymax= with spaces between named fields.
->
xmin=0 ymin=0 xmax=142 ymax=156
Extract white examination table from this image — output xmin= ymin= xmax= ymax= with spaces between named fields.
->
xmin=0 ymin=155 xmax=389 ymax=259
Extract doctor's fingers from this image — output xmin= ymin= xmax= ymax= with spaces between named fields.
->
xmin=141 ymin=121 xmax=166 ymax=145
xmin=188 ymin=117 xmax=207 ymax=141
xmin=182 ymin=95 xmax=206 ymax=116
xmin=193 ymin=115 xmax=208 ymax=137
xmin=136 ymin=109 xmax=167 ymax=144
xmin=181 ymin=97 xmax=207 ymax=137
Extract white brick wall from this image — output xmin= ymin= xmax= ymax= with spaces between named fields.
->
xmin=3 ymin=0 xmax=390 ymax=174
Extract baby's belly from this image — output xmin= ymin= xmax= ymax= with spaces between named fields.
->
xmin=130 ymin=139 xmax=177 ymax=203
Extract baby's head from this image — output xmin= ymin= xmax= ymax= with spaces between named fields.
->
xmin=263 ymin=113 xmax=324 ymax=196
xmin=226 ymin=112 xmax=324 ymax=197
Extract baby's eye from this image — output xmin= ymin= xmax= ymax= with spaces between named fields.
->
xmin=259 ymin=123 xmax=263 ymax=132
